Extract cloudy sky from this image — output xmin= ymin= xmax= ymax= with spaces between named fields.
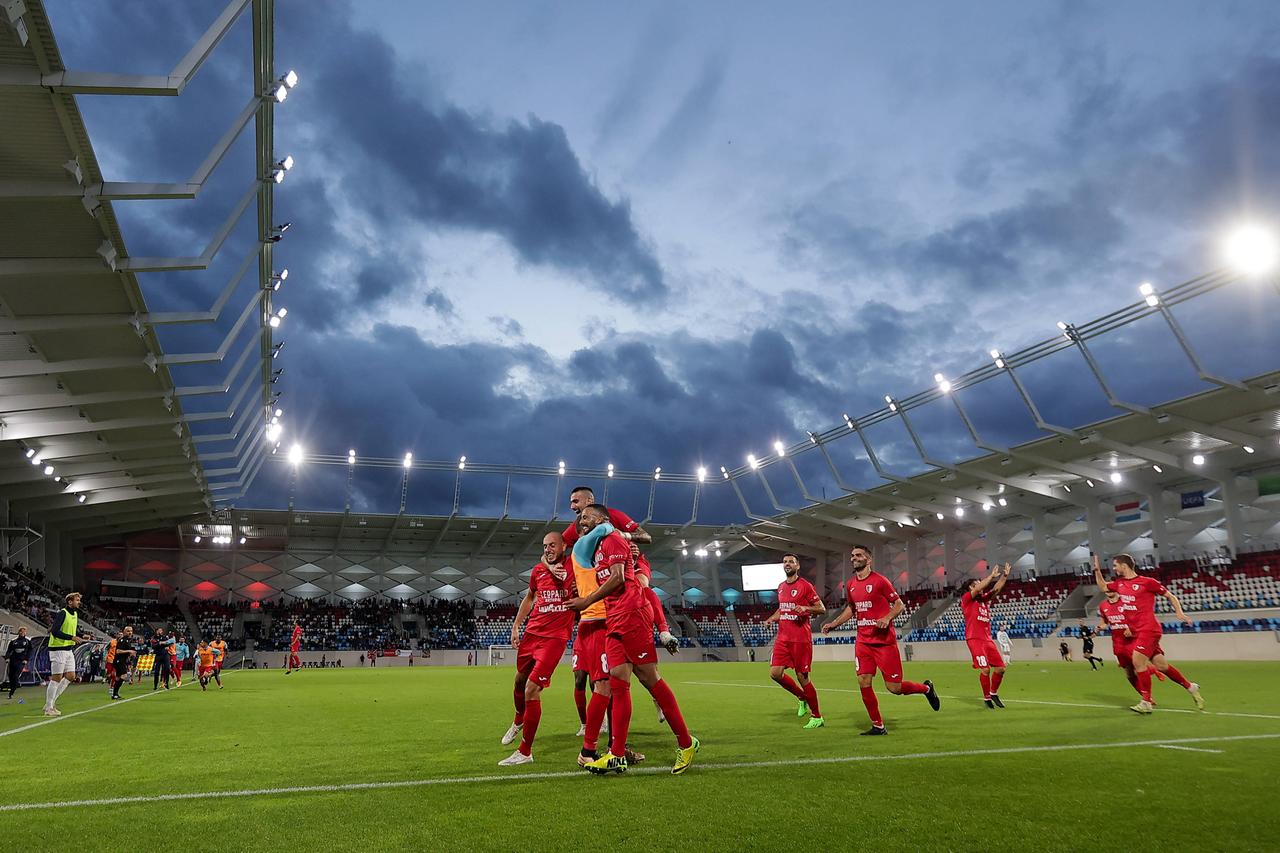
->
xmin=49 ymin=1 xmax=1280 ymax=523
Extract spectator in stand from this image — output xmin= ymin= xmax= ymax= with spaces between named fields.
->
xmin=4 ymin=626 xmax=33 ymax=698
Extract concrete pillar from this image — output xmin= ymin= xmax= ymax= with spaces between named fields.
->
xmin=943 ymin=529 xmax=956 ymax=588
xmin=1145 ymin=488 xmax=1170 ymax=565
xmin=1218 ymin=476 xmax=1245 ymax=558
xmin=1032 ymin=514 xmax=1050 ymax=576
xmin=1085 ymin=499 xmax=1107 ymax=561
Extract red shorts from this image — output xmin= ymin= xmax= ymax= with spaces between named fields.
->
xmin=965 ymin=637 xmax=1006 ymax=669
xmin=198 ymin=665 xmax=214 ymax=678
xmin=770 ymin=638 xmax=813 ymax=673
xmin=605 ymin=610 xmax=657 ymax=671
xmin=573 ymin=620 xmax=608 ymax=682
xmin=517 ymin=632 xmax=568 ymax=688
xmin=855 ymin=642 xmax=904 ymax=682
xmin=1130 ymin=631 xmax=1164 ymax=658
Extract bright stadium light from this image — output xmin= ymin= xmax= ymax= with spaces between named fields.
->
xmin=269 ymin=315 xmax=281 ymax=328
xmin=990 ymin=349 xmax=1006 ymax=369
xmin=193 ymin=535 xmax=201 ymax=543
xmin=77 ymin=494 xmax=87 ymax=503
xmin=884 ymin=395 xmax=897 ymax=412
xmin=1224 ymin=224 xmax=1278 ymax=275
xmin=998 ymin=497 xmax=1008 ymax=507
xmin=773 ymin=440 xmax=786 ymax=457
xmin=936 ymin=512 xmax=944 ymax=520
xmin=24 ymin=448 xmax=35 ymax=459
xmin=458 ymin=455 xmax=467 ymax=470
xmin=1110 ymin=471 xmax=1122 ymax=484
xmin=288 ymin=444 xmax=304 ymax=466
xmin=271 ymin=169 xmax=285 ymax=184
xmin=1152 ymin=464 xmax=1163 ymax=473
xmin=747 ymin=454 xmax=759 ymax=470
xmin=1086 ymin=479 xmax=1096 ymax=488
xmin=347 ymin=449 xmax=356 ymax=464
xmin=681 ymin=548 xmax=688 ymax=557
xmin=1192 ymin=454 xmax=1205 ymax=465
xmin=983 ymin=502 xmax=993 ymax=512
xmin=30 ymin=453 xmax=42 ymax=466
xmin=843 ymin=413 xmax=855 ymax=430
xmin=607 ymin=463 xmax=614 ymax=478
xmin=694 ymin=548 xmax=708 ymax=558
xmin=403 ymin=452 xmax=413 ymax=468
xmin=42 ymin=464 xmax=54 ymax=476
xmin=281 ymin=69 xmax=299 ymax=89
xmin=654 ymin=467 xmax=662 ymax=480
xmin=697 ymin=466 xmax=707 ymax=483
xmin=1243 ymin=445 xmax=1255 ymax=454
xmin=273 ymin=83 xmax=288 ymax=103
xmin=277 ymin=155 xmax=295 ymax=171
xmin=239 ymin=537 xmax=247 ymax=545
xmin=721 ymin=466 xmax=729 ymax=479
xmin=934 ymin=373 xmax=951 ymax=394
xmin=955 ymin=507 xmax=965 ymax=518
xmin=715 ymin=550 xmax=722 ymax=558
xmin=558 ymin=460 xmax=565 ymax=475
xmin=1063 ymin=484 xmax=1072 ymax=493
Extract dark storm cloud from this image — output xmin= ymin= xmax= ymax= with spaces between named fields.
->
xmin=422 ymin=288 xmax=456 ymax=318
xmin=287 ymin=14 xmax=667 ymax=307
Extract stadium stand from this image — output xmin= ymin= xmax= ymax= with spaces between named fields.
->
xmin=677 ymin=605 xmax=735 ymax=647
xmin=732 ymin=604 xmax=777 ymax=647
xmin=190 ymin=600 xmax=238 ymax=647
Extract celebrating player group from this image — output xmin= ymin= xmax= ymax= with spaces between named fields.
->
xmin=496 ymin=488 xmax=1209 ymax=776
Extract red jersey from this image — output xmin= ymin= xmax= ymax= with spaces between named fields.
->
xmin=563 ymin=508 xmax=650 ymax=573
xmin=844 ymin=570 xmax=900 ymax=646
xmin=290 ymin=626 xmax=302 ymax=650
xmin=523 ymin=560 xmax=576 ymax=640
xmin=960 ymin=590 xmax=995 ymax=641
xmin=1098 ymin=599 xmax=1131 ymax=647
xmin=592 ymin=530 xmax=644 ymax=623
xmin=1106 ymin=575 xmax=1167 ymax=634
xmin=775 ymin=577 xmax=820 ymax=641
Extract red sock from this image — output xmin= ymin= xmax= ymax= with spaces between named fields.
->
xmin=608 ymin=677 xmax=632 ymax=758
xmin=899 ymin=681 xmax=929 ymax=696
xmin=802 ymin=681 xmax=821 ymax=718
xmin=644 ymin=586 xmax=669 ymax=633
xmin=583 ymin=691 xmax=609 ymax=752
xmin=979 ymin=672 xmax=991 ymax=699
xmin=991 ymin=671 xmax=1004 ymax=693
xmin=1124 ymin=667 xmax=1140 ymax=693
xmin=860 ymin=685 xmax=883 ymax=727
xmin=574 ymin=688 xmax=587 ymax=724
xmin=513 ymin=686 xmax=525 ymax=726
xmin=1162 ymin=665 xmax=1191 ymax=689
xmin=518 ymin=699 xmax=541 ymax=756
xmin=650 ymin=679 xmax=693 ymax=748
xmin=1136 ymin=667 xmax=1153 ymax=702
xmin=775 ymin=673 xmax=805 ymax=699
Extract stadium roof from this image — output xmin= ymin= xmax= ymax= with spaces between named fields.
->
xmin=0 ymin=0 xmax=281 ymax=541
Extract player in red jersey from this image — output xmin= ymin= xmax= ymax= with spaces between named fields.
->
xmin=1098 ymin=588 xmax=1150 ymax=698
xmin=286 ymin=623 xmax=302 ymax=674
xmin=822 ymin=544 xmax=939 ymax=734
xmin=764 ymin=553 xmax=826 ymax=728
xmin=568 ymin=504 xmax=699 ymax=775
xmin=499 ymin=532 xmax=577 ymax=766
xmin=563 ymin=485 xmax=677 ymax=730
xmin=959 ymin=562 xmax=1011 ymax=709
xmin=1093 ymin=554 xmax=1203 ymax=714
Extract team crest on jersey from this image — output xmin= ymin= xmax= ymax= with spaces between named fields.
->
xmin=791 ymin=589 xmax=797 ymax=597
xmin=866 ymin=584 xmax=873 ymax=593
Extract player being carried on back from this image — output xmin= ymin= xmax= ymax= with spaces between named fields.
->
xmin=568 ymin=505 xmax=699 ymax=776
xmin=822 ymin=544 xmax=939 ymax=735
xmin=1093 ymin=554 xmax=1203 ymax=714
xmin=958 ymin=562 xmax=1011 ymax=708
xmin=763 ymin=552 xmax=825 ymax=728
xmin=498 ymin=531 xmax=577 ymax=766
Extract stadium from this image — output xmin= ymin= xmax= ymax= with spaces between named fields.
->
xmin=1 ymin=2 xmax=1278 ymax=850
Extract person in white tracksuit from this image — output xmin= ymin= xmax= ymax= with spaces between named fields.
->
xmin=995 ymin=624 xmax=1013 ymax=664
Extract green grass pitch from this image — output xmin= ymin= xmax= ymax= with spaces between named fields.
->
xmin=1 ymin=660 xmax=1277 ymax=851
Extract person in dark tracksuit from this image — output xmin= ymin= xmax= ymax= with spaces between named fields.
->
xmin=4 ymin=627 xmax=33 ymax=698
xmin=150 ymin=628 xmax=172 ymax=690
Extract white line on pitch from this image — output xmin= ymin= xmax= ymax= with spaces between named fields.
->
xmin=0 ymin=673 xmax=206 ymax=739
xmin=1155 ymin=744 xmax=1223 ymax=753
xmin=679 ymin=680 xmax=1280 ymax=720
xmin=0 ymin=732 xmax=1274 ymax=813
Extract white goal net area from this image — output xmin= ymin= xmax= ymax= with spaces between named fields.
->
xmin=488 ymin=644 xmax=515 ymax=665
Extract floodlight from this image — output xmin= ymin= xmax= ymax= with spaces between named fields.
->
xmin=278 ymin=155 xmax=295 ymax=171
xmin=654 ymin=467 xmax=662 ymax=480
xmin=990 ymin=349 xmax=1005 ymax=369
xmin=1109 ymin=471 xmax=1122 ymax=484
xmin=193 ymin=535 xmax=201 ymax=543
xmin=1152 ymin=464 xmax=1162 ymax=473
xmin=1192 ymin=454 xmax=1205 ymax=465
xmin=697 ymin=466 xmax=707 ymax=483
xmin=746 ymin=454 xmax=759 ymax=469
xmin=1224 ymin=224 xmax=1278 ymax=275
xmin=458 ymin=456 xmax=466 ymax=470
xmin=42 ymin=464 xmax=53 ymax=476
xmin=998 ymin=498 xmax=1007 ymax=507
xmin=936 ymin=512 xmax=944 ymax=520
xmin=403 ymin=453 xmax=413 ymax=468
xmin=955 ymin=507 xmax=965 ymax=518
xmin=878 ymin=524 xmax=886 ymax=533
xmin=773 ymin=440 xmax=786 ymax=457
xmin=281 ymin=69 xmax=298 ymax=89
xmin=273 ymin=84 xmax=288 ymax=103
xmin=78 ymin=494 xmax=87 ymax=503
xmin=24 ymin=448 xmax=35 ymax=459
xmin=269 ymin=316 xmax=281 ymax=328
xmin=239 ymin=537 xmax=247 ymax=545
xmin=934 ymin=373 xmax=951 ymax=393
xmin=1243 ymin=445 xmax=1255 ymax=454
xmin=607 ymin=463 xmax=614 ymax=478
xmin=288 ymin=444 xmax=304 ymax=465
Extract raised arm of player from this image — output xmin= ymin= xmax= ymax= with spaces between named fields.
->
xmin=511 ymin=588 xmax=536 ymax=647
xmin=821 ymin=604 xmax=853 ymax=634
xmin=622 ymin=525 xmax=652 ymax=545
xmin=1092 ymin=554 xmax=1108 ymax=590
xmin=969 ymin=566 xmax=1000 ymax=597
xmin=1162 ymin=589 xmax=1193 ymax=625
xmin=989 ymin=563 xmax=1012 ymax=597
